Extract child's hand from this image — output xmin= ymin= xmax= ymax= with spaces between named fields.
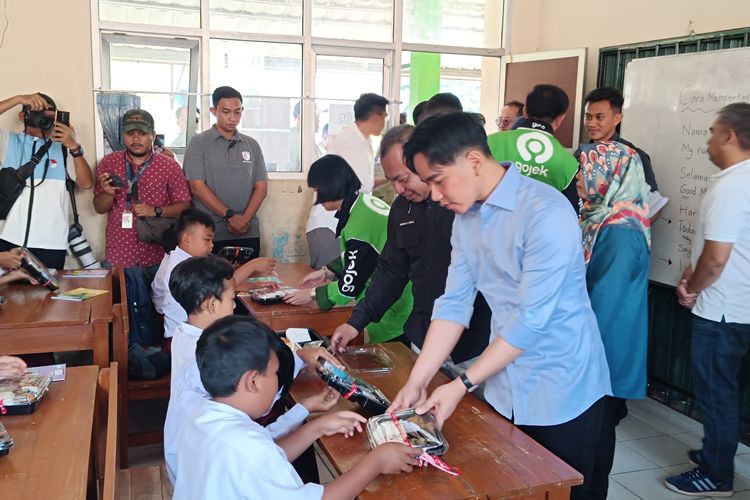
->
xmin=0 ymin=355 xmax=27 ymax=378
xmin=3 ymin=269 xmax=37 ymax=285
xmin=296 ymin=346 xmax=344 ymax=369
xmin=300 ymin=387 xmax=340 ymax=413
xmin=371 ymin=443 xmax=419 ymax=474
xmin=250 ymin=257 xmax=276 ymax=275
xmin=314 ymin=410 xmax=366 ymax=438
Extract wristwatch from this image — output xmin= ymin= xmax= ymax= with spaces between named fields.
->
xmin=154 ymin=207 xmax=163 ymax=218
xmin=459 ymin=372 xmax=479 ymax=393
xmin=70 ymin=144 xmax=84 ymax=158
xmin=223 ymin=209 xmax=235 ymax=221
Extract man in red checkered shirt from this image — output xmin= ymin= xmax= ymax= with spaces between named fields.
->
xmin=93 ymin=109 xmax=192 ymax=267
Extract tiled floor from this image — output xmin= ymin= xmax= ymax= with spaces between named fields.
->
xmin=128 ymin=397 xmax=750 ymax=499
xmin=609 ymin=397 xmax=750 ymax=499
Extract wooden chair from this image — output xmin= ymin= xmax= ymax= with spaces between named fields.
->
xmin=112 ymin=293 xmax=171 ymax=467
xmin=95 ymin=362 xmax=173 ymax=500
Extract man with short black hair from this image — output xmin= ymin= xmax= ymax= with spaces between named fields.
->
xmin=486 ymin=84 xmax=579 ymax=208
xmin=0 ymin=92 xmax=94 ymax=269
xmin=184 ymin=86 xmax=269 ymax=257
xmin=496 ymin=100 xmax=524 ymax=131
xmin=94 ymin=108 xmax=192 ymax=267
xmin=666 ymin=102 xmax=750 ymax=498
xmin=581 ymin=86 xmax=662 ymax=217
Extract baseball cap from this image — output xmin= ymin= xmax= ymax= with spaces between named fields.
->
xmin=122 ymin=109 xmax=155 ymax=134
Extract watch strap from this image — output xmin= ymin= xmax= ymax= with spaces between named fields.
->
xmin=459 ymin=372 xmax=478 ymax=393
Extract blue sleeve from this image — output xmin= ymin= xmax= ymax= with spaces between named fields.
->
xmin=500 ymin=202 xmax=582 ymax=350
xmin=431 ymin=221 xmax=477 ymax=328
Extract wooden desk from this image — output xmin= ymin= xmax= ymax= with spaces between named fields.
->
xmin=236 ymin=263 xmax=354 ymax=336
xmin=291 ymin=343 xmax=582 ymax=499
xmin=0 ymin=366 xmax=99 ymax=500
xmin=0 ymin=272 xmax=114 ymax=368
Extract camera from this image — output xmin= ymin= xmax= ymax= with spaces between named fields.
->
xmin=22 ymin=106 xmax=54 ymax=132
xmin=68 ymin=223 xmax=103 ymax=269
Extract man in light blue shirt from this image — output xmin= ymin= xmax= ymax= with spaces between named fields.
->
xmin=388 ymin=112 xmax=612 ymax=500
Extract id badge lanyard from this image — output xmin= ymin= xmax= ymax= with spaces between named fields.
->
xmin=122 ymin=152 xmax=153 ymax=229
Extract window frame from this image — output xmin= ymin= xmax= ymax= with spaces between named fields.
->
xmin=92 ymin=0 xmax=506 ymax=179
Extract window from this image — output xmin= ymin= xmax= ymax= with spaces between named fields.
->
xmin=96 ymin=0 xmax=505 ymax=176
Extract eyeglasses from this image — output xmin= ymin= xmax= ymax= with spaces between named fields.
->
xmin=495 ymin=117 xmax=512 ymax=126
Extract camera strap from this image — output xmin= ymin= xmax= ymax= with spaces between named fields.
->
xmin=124 ymin=151 xmax=155 ymax=209
xmin=22 ymin=137 xmax=53 ymax=247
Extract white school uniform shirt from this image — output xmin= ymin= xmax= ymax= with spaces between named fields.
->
xmin=164 ymin=322 xmax=309 ymax=484
xmin=173 ymin=399 xmax=324 ymax=500
xmin=151 ymin=246 xmax=192 ymax=338
xmin=692 ymin=158 xmax=750 ymax=324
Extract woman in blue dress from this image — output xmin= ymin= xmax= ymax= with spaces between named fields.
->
xmin=577 ymin=141 xmax=651 ymax=497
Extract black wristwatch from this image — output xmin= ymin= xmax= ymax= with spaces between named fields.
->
xmin=70 ymin=144 xmax=84 ymax=158
xmin=154 ymin=207 xmax=163 ymax=218
xmin=459 ymin=372 xmax=479 ymax=393
xmin=223 ymin=209 xmax=235 ymax=221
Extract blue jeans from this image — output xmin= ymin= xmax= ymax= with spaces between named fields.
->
xmin=691 ymin=314 xmax=750 ymax=484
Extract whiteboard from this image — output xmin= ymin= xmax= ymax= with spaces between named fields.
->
xmin=621 ymin=47 xmax=750 ymax=286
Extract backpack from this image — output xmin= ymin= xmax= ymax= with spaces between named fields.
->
xmin=124 ymin=265 xmax=163 ymax=347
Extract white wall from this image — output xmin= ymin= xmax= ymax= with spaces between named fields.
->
xmin=509 ymin=0 xmax=750 ymax=93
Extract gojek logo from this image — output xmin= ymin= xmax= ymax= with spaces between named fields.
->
xmin=362 ymin=193 xmax=391 ymax=217
xmin=515 ymin=131 xmax=554 ymax=178
xmin=341 ymin=249 xmax=359 ymax=294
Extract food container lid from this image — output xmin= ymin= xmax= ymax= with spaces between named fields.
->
xmin=0 ymin=373 xmax=52 ymax=407
xmin=338 ymin=345 xmax=394 ymax=373
xmin=367 ymin=408 xmax=449 ymax=456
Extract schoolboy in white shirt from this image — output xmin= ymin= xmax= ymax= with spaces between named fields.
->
xmin=174 ymin=316 xmax=417 ymax=499
xmin=151 ymin=208 xmax=276 ymax=339
xmin=164 ymin=255 xmax=342 ymax=483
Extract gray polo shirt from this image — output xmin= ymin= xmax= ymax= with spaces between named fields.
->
xmin=184 ymin=126 xmax=269 ymax=240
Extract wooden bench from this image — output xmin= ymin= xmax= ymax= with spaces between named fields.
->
xmin=112 ymin=266 xmax=171 ymax=467
xmin=96 ymin=362 xmax=173 ymax=500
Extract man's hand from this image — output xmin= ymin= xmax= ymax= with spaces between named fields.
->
xmin=283 ymin=288 xmax=316 ymax=306
xmin=299 ymin=387 xmax=341 ymax=413
xmin=414 ymin=379 xmax=466 ymax=428
xmin=370 ymin=443 xmax=419 ymax=475
xmin=296 ymin=346 xmax=343 ymax=368
xmin=312 ymin=410 xmax=366 ymax=438
xmin=4 ymin=269 xmax=37 ymax=285
xmin=52 ymin=122 xmax=78 ymax=149
xmin=331 ymin=323 xmax=359 ymax=352
xmin=18 ymin=93 xmax=49 ymax=111
xmin=97 ymin=172 xmax=118 ymax=196
xmin=227 ymin=214 xmax=250 ymax=235
xmin=132 ymin=203 xmax=156 ymax=218
xmin=298 ymin=268 xmax=327 ymax=289
xmin=0 ymin=356 xmax=27 ymax=378
xmin=0 ymin=248 xmax=22 ymax=269
xmin=386 ymin=380 xmax=428 ymax=413
xmin=676 ymin=278 xmax=698 ymax=309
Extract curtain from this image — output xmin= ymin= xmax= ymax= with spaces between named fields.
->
xmin=96 ymin=93 xmax=141 ymax=152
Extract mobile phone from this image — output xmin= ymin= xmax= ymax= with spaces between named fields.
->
xmin=56 ymin=110 xmax=70 ymax=126
xmin=110 ymin=175 xmax=126 ymax=188
xmin=154 ymin=134 xmax=165 ymax=150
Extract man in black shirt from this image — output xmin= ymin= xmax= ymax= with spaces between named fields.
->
xmin=331 ymin=125 xmax=491 ymax=368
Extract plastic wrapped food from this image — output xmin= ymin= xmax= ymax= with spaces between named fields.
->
xmin=19 ymin=247 xmax=59 ymax=291
xmin=248 ymin=286 xmax=295 ymax=305
xmin=367 ymin=409 xmax=448 ymax=456
xmin=0 ymin=373 xmax=52 ymax=414
xmin=315 ymin=358 xmax=391 ymax=414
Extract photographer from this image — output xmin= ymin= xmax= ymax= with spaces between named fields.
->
xmin=0 ymin=93 xmax=93 ymax=269
xmin=93 ymin=109 xmax=191 ymax=268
